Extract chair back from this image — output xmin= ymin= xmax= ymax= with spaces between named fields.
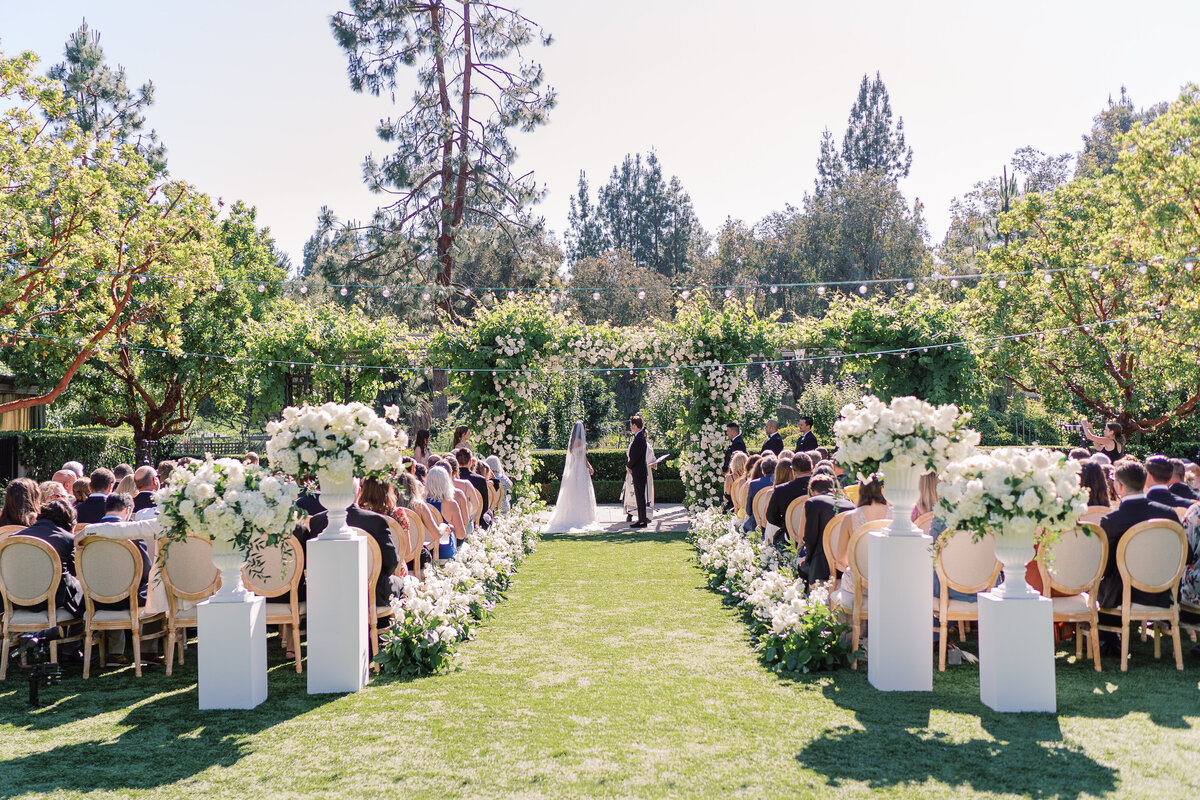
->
xmin=428 ymin=505 xmax=445 ymax=527
xmin=385 ymin=517 xmax=410 ymax=571
xmin=496 ymin=482 xmax=506 ymax=511
xmin=488 ymin=482 xmax=499 ymax=513
xmin=784 ymin=497 xmax=806 ymax=544
xmin=752 ymin=487 xmax=774 ymax=527
xmin=1080 ymin=505 xmax=1111 ymax=525
xmin=0 ymin=524 xmax=25 ymax=539
xmin=822 ymin=510 xmax=854 ymax=577
xmin=1117 ymin=520 xmax=1187 ymax=594
xmin=399 ymin=510 xmax=423 ymax=557
xmin=161 ymin=536 xmax=220 ymax=604
xmin=846 ymin=520 xmax=891 ymax=593
xmin=241 ymin=535 xmax=303 ymax=599
xmin=76 ymin=537 xmax=141 ymax=608
xmin=0 ymin=535 xmax=60 ymax=610
xmin=936 ymin=530 xmax=1002 ymax=594
xmin=1039 ymin=523 xmax=1107 ymax=597
xmin=843 ymin=484 xmax=860 ymax=504
xmin=358 ymin=528 xmax=383 ymax=608
xmin=914 ymin=512 xmax=934 ymax=533
xmin=468 ymin=487 xmax=483 ymax=521
xmin=732 ymin=479 xmax=749 ymax=515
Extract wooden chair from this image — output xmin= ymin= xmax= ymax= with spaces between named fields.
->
xmin=360 ymin=529 xmax=395 ymax=657
xmin=784 ymin=497 xmax=806 ymax=548
xmin=1037 ymin=523 xmax=1108 ymax=671
xmin=76 ymin=537 xmax=166 ymax=678
xmin=751 ymin=487 xmax=774 ymax=532
xmin=914 ymin=512 xmax=935 ymax=534
xmin=732 ymin=479 xmax=749 ymax=518
xmin=829 ymin=520 xmax=891 ymax=669
xmin=1097 ymin=519 xmax=1187 ymax=671
xmin=821 ymin=510 xmax=855 ymax=581
xmin=160 ymin=536 xmax=219 ymax=676
xmin=0 ymin=525 xmax=25 ymax=538
xmin=468 ymin=487 xmax=484 ymax=525
xmin=1080 ymin=505 xmax=1111 ymax=526
xmin=73 ymin=523 xmax=90 ymax=534
xmin=241 ymin=534 xmax=305 ymax=673
xmin=385 ymin=517 xmax=414 ymax=576
xmin=495 ymin=482 xmax=506 ymax=514
xmin=0 ymin=536 xmax=84 ymax=679
xmin=934 ymin=530 xmax=1002 ymax=671
xmin=843 ymin=484 xmax=860 ymax=504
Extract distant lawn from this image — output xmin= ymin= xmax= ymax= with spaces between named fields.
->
xmin=2 ymin=525 xmax=1198 ymax=799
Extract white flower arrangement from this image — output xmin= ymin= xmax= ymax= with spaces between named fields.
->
xmin=938 ymin=447 xmax=1089 ymax=541
xmin=264 ymin=402 xmax=408 ymax=481
xmin=154 ymin=457 xmax=298 ymax=552
xmin=834 ymin=394 xmax=981 ymax=481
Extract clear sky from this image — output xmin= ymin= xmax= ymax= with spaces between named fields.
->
xmin=4 ymin=1 xmax=1199 ymax=269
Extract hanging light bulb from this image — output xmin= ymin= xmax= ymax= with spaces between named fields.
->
xmin=1043 ymin=273 xmax=1053 ymax=283
xmin=769 ymin=285 xmax=778 ymax=294
xmin=1090 ymin=269 xmax=1101 ymax=280
xmin=592 ymin=291 xmax=601 ymax=301
xmin=724 ymin=288 xmax=733 ymax=298
xmin=950 ymin=279 xmax=960 ymax=289
xmin=1138 ymin=263 xmax=1148 ymax=274
xmin=637 ymin=289 xmax=646 ymax=300
xmin=906 ymin=281 xmax=915 ymax=291
xmin=300 ymin=285 xmax=309 ymax=295
xmin=507 ymin=290 xmax=516 ymax=299
xmin=216 ymin=282 xmax=225 ymax=292
xmin=463 ymin=287 xmax=473 ymax=296
xmin=257 ymin=284 xmax=266 ymax=293
xmin=858 ymin=285 xmax=868 ymax=295
xmin=680 ymin=289 xmax=691 ymax=299
xmin=421 ymin=291 xmax=431 ymax=302
xmin=817 ymin=285 xmax=826 ymax=296
xmin=139 ymin=276 xmax=148 ymax=284
xmin=58 ymin=270 xmax=66 ymax=279
xmin=998 ymin=278 xmax=1008 ymax=289
xmin=339 ymin=287 xmax=348 ymax=296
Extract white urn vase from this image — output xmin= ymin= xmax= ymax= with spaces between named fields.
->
xmin=209 ymin=536 xmax=251 ymax=603
xmin=879 ymin=459 xmax=923 ymax=537
xmin=991 ymin=525 xmax=1040 ymax=599
xmin=317 ymin=471 xmax=358 ymax=540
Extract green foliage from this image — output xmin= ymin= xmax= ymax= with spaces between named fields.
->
xmin=757 ymin=602 xmax=859 ymax=675
xmin=793 ymin=374 xmax=865 ymax=445
xmin=567 ymin=250 xmax=676 ymax=326
xmin=2 ymin=428 xmax=136 ymax=480
xmin=535 ymin=372 xmax=617 ymax=449
xmin=530 ymin=450 xmax=681 ymax=483
xmin=818 ymin=289 xmax=986 ymax=407
xmin=1076 ymin=87 xmax=1167 ymax=180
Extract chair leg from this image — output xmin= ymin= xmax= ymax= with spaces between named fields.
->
xmin=1089 ymin=617 xmax=1102 ymax=672
xmin=178 ymin=628 xmax=187 ymax=666
xmin=292 ymin=620 xmax=303 ymax=674
xmin=1120 ymin=615 xmax=1130 ymax=672
xmin=939 ymin=619 xmax=949 ymax=672
xmin=1172 ymin=612 xmax=1184 ymax=670
xmin=132 ymin=626 xmax=142 ymax=678
xmin=165 ymin=627 xmax=176 ymax=676
xmin=83 ymin=627 xmax=93 ymax=679
xmin=1 ymin=631 xmax=10 ymax=680
xmin=850 ymin=611 xmax=861 ymax=670
xmin=1075 ymin=624 xmax=1083 ymax=661
xmin=1153 ymin=622 xmax=1162 ymax=660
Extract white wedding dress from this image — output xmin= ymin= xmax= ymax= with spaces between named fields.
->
xmin=544 ymin=423 xmax=600 ymax=533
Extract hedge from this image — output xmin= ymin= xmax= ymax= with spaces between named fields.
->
xmin=536 ymin=478 xmax=686 ymax=505
xmin=529 ymin=449 xmax=681 ymax=483
xmin=1 ymin=428 xmax=137 ymax=481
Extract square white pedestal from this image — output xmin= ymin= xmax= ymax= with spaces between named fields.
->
xmin=978 ymin=592 xmax=1056 ymax=713
xmin=307 ymin=535 xmax=371 ymax=694
xmin=198 ymin=596 xmax=267 ymax=710
xmin=867 ymin=532 xmax=934 ymax=692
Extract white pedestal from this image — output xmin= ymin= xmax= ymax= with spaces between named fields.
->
xmin=306 ymin=535 xmax=371 ymax=694
xmin=867 ymin=532 xmax=934 ymax=692
xmin=198 ymin=595 xmax=267 ymax=710
xmin=978 ymin=592 xmax=1056 ymax=713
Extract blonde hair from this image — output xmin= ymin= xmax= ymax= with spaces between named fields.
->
xmin=730 ymin=451 xmax=748 ymax=479
xmin=115 ymin=474 xmax=138 ymax=496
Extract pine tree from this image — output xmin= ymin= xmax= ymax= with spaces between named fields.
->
xmin=815 ymin=72 xmax=911 ymax=194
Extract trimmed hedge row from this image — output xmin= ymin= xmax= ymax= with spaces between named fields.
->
xmin=536 ymin=478 xmax=686 ymax=505
xmin=1 ymin=429 xmax=137 ymax=481
xmin=529 ymin=449 xmax=681 ymax=483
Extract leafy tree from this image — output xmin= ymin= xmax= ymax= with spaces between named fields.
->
xmin=330 ymin=1 xmax=556 ymax=302
xmin=1075 ymin=87 xmax=1166 ymax=179
xmin=567 ymin=250 xmax=674 ymax=326
xmin=815 ymin=71 xmax=912 ymax=194
xmin=47 ymin=19 xmax=167 ymax=175
xmin=978 ymin=85 xmax=1200 ymax=435
xmin=0 ymin=48 xmax=215 ymax=418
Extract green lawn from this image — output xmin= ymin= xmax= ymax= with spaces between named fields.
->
xmin=2 ymin=524 xmax=1199 ymax=798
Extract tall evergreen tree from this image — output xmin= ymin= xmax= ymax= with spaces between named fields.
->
xmin=1075 ymin=87 xmax=1167 ymax=179
xmin=815 ymin=71 xmax=911 ymax=194
xmin=566 ymin=172 xmax=604 ymax=262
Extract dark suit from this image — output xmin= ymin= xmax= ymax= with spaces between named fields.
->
xmin=296 ymin=490 xmax=325 ymax=517
xmin=306 ymin=506 xmax=401 ymax=606
xmin=801 ymin=494 xmax=854 ymax=586
xmin=459 ymin=468 xmax=493 ymax=529
xmin=1146 ymin=485 xmax=1193 ymax=510
xmin=133 ymin=491 xmax=156 ymax=513
xmin=765 ymin=476 xmax=811 ymax=533
xmin=91 ymin=514 xmax=151 ymax=609
xmin=1097 ymin=497 xmax=1180 ymax=610
xmin=795 ymin=430 xmax=818 ymax=453
xmin=760 ymin=432 xmax=784 ymax=455
xmin=18 ymin=518 xmax=84 ymax=616
xmin=628 ymin=429 xmax=649 ymax=524
xmin=722 ymin=434 xmax=747 ymax=473
xmin=743 ymin=475 xmax=774 ymax=531
xmin=1169 ymin=482 xmax=1198 ymax=502
xmin=74 ymin=495 xmax=108 ymax=525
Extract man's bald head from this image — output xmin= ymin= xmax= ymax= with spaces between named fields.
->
xmin=53 ymin=470 xmax=77 ymax=492
xmin=134 ymin=465 xmax=159 ymax=491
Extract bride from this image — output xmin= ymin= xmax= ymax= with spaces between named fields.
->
xmin=544 ymin=422 xmax=600 ymax=533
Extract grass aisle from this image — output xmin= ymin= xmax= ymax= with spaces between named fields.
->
xmin=2 ymin=515 xmax=1199 ymax=798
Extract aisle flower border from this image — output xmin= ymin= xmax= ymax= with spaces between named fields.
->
xmin=690 ymin=509 xmax=858 ymax=674
xmin=374 ymin=504 xmax=542 ymax=676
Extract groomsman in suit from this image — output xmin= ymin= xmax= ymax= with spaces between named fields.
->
xmin=794 ymin=416 xmax=818 ymax=453
xmin=627 ymin=417 xmax=650 ymax=529
xmin=1144 ymin=456 xmax=1194 ymax=509
xmin=800 ymin=475 xmax=854 ymax=587
xmin=760 ymin=420 xmax=784 ymax=455
xmin=75 ymin=468 xmax=115 ymax=524
xmin=1096 ymin=460 xmax=1182 ymax=651
xmin=1168 ymin=459 xmax=1198 ymax=501
xmin=722 ymin=423 xmax=747 ymax=511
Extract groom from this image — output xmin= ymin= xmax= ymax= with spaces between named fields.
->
xmin=627 ymin=416 xmax=650 ymax=529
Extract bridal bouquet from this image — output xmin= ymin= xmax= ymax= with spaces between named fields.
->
xmin=938 ymin=447 xmax=1088 ymax=541
xmin=265 ymin=402 xmax=407 ymax=480
xmin=834 ymin=395 xmax=980 ymax=481
xmin=154 ymin=457 xmax=298 ymax=552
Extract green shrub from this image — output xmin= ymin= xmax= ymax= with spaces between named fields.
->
xmin=530 ymin=449 xmax=681 ymax=483
xmin=1 ymin=428 xmax=137 ymax=480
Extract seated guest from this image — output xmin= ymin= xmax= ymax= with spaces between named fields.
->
xmin=1069 ymin=447 xmax=1092 ymax=461
xmin=1145 ymin=455 xmax=1194 ymax=510
xmin=424 ymin=465 xmax=467 ymax=556
xmin=115 ymin=474 xmax=138 ymax=497
xmin=62 ymin=461 xmax=85 ymax=480
xmin=912 ymin=472 xmax=940 ymax=522
xmin=75 ymin=469 xmax=115 ymax=524
xmin=765 ymin=452 xmax=813 ymax=537
xmin=39 ymin=480 xmax=70 ymax=505
xmin=760 ymin=420 xmax=784 ymax=455
xmin=835 ymin=478 xmax=892 ymax=596
xmin=112 ymin=463 xmax=134 ymax=483
xmin=243 ymin=451 xmax=260 ymax=466
xmin=53 ymin=469 xmax=79 ymax=495
xmin=760 ymin=458 xmax=795 ymax=542
xmin=1097 ymin=461 xmax=1181 ymax=623
xmin=393 ymin=471 xmax=442 ymax=565
xmin=0 ymin=478 xmax=40 ymax=528
xmin=743 ymin=456 xmax=777 ymax=533
xmin=156 ymin=460 xmax=178 ymax=486
xmin=132 ymin=466 xmax=159 ymax=513
xmin=1168 ymin=458 xmax=1198 ymax=501
xmin=485 ymin=455 xmax=513 ymax=513
xmin=412 ymin=429 xmax=432 ymax=465
xmin=1080 ymin=461 xmax=1114 ymax=507
xmin=71 ymin=478 xmax=91 ymax=504
xmin=414 ymin=463 xmax=428 ymax=482
xmin=455 ymin=447 xmax=493 ymax=529
xmin=94 ymin=492 xmax=151 ymax=666
xmin=799 ymin=475 xmax=854 ymax=587
xmin=928 ymin=515 xmax=996 ymax=602
xmin=304 ymin=482 xmax=403 ymax=607
xmin=18 ymin=499 xmax=84 ymax=617
xmin=728 ymin=451 xmax=749 ymax=489
xmin=357 ymin=477 xmax=410 ymax=579
xmin=442 ymin=458 xmax=477 ymax=539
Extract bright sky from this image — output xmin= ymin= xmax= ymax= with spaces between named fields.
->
xmin=4 ymin=1 xmax=1199 ymax=269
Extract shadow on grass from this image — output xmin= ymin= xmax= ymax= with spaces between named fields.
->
xmin=0 ymin=649 xmax=339 ymax=796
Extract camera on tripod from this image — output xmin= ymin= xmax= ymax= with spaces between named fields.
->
xmin=10 ymin=627 xmax=64 ymax=710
